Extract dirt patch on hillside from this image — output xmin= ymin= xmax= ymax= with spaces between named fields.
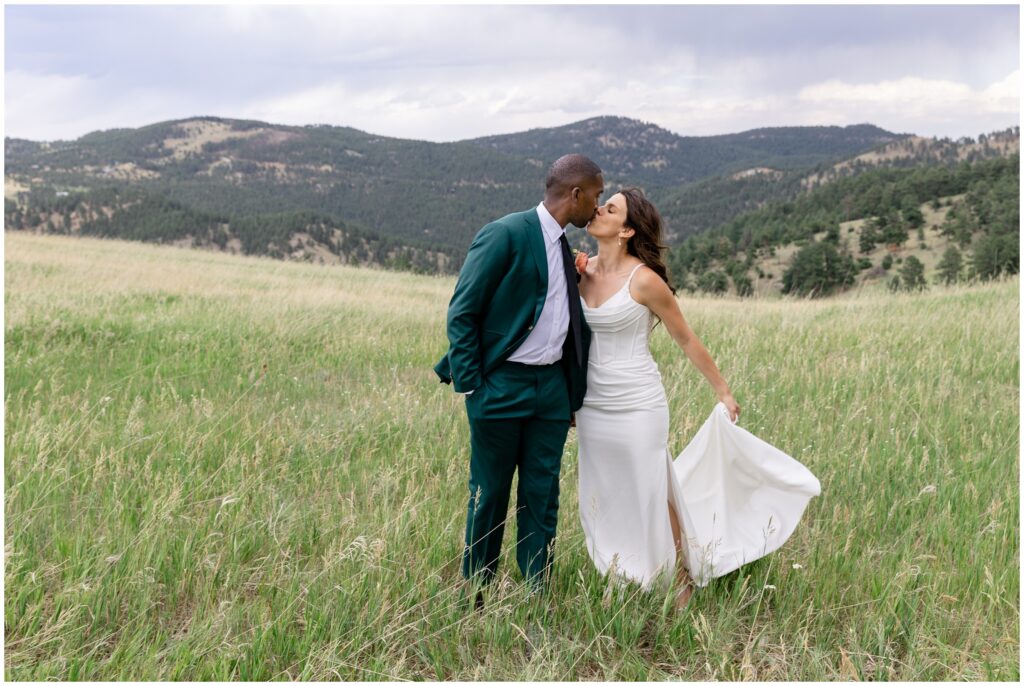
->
xmin=259 ymin=130 xmax=299 ymax=146
xmin=5 ymin=177 xmax=29 ymax=200
xmin=83 ymin=163 xmax=160 ymax=181
xmin=256 ymin=161 xmax=296 ymax=181
xmin=802 ymin=133 xmax=1019 ymax=190
xmin=163 ymin=120 xmax=266 ymax=158
xmin=731 ymin=167 xmax=784 ymax=180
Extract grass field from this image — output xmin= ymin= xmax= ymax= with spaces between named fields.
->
xmin=4 ymin=231 xmax=1019 ymax=680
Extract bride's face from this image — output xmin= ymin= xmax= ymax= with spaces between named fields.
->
xmin=587 ymin=193 xmax=632 ymax=240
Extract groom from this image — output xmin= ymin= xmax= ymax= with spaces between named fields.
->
xmin=434 ymin=154 xmax=604 ymax=601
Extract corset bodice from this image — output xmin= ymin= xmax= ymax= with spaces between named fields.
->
xmin=579 ymin=264 xmax=666 ymax=410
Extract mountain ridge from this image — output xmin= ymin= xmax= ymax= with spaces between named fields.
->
xmin=5 ymin=115 xmax=1015 ymax=283
xmin=467 ymin=116 xmax=904 ymax=187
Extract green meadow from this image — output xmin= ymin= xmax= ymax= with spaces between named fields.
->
xmin=4 ymin=231 xmax=1019 ymax=680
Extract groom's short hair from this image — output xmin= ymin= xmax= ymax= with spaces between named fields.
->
xmin=545 ymin=154 xmax=602 ymax=193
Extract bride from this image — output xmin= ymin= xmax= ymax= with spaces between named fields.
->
xmin=575 ymin=188 xmax=819 ymax=609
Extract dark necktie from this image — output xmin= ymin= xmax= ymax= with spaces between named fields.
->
xmin=558 ymin=233 xmax=583 ymax=365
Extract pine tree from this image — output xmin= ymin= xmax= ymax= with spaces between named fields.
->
xmin=901 ymin=194 xmax=925 ymax=229
xmin=697 ymin=270 xmax=729 ymax=294
xmin=898 ymin=255 xmax=927 ymax=291
xmin=728 ymin=263 xmax=753 ymax=296
xmin=881 ymin=211 xmax=909 ymax=248
xmin=825 ymin=224 xmax=840 ymax=244
xmin=935 ymin=246 xmax=963 ymax=285
xmin=971 ymin=234 xmax=1019 ymax=280
xmin=859 ymin=222 xmax=878 ymax=254
xmin=782 ymin=240 xmax=857 ymax=297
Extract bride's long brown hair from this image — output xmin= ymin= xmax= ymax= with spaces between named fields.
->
xmin=620 ymin=187 xmax=676 ymax=296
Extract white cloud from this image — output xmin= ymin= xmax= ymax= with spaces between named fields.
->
xmin=239 ymin=57 xmax=708 ymax=141
xmin=5 ymin=69 xmax=200 ymax=141
xmin=803 ymin=77 xmax=961 ymax=108
xmin=982 ymin=70 xmax=1020 ymax=110
xmin=795 ymin=71 xmax=1019 ymax=135
xmin=4 ymin=6 xmax=1019 ymax=142
xmin=5 ymin=70 xmax=98 ymax=137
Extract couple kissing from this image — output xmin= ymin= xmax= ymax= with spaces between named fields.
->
xmin=434 ymin=154 xmax=819 ymax=612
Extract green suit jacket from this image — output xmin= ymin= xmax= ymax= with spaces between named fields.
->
xmin=433 ymin=207 xmax=591 ymax=412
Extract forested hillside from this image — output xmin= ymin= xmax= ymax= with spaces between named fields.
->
xmin=4 ymin=116 xmax=1017 ymax=293
xmin=652 ymin=126 xmax=1019 ymax=243
xmin=5 ymin=116 xmax=900 ymax=272
xmin=4 ymin=119 xmax=542 ymax=270
xmin=668 ymin=154 xmax=1019 ymax=297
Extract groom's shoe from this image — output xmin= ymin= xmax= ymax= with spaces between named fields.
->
xmin=460 ymin=580 xmax=486 ymax=613
xmin=524 ymin=619 xmax=547 ymax=659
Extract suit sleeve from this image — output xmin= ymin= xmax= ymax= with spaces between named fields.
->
xmin=445 ymin=223 xmax=511 ymax=393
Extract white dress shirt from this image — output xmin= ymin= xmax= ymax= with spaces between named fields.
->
xmin=506 ymin=202 xmax=570 ymax=365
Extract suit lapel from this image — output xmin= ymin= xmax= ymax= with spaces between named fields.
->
xmin=524 ymin=209 xmax=547 ymax=289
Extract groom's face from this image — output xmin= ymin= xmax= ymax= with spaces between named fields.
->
xmin=571 ymin=175 xmax=605 ymax=228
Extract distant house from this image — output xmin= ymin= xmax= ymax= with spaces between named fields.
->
xmin=55 ymin=191 xmax=69 ymax=197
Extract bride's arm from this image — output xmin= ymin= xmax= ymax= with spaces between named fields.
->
xmin=631 ymin=268 xmax=740 ymax=420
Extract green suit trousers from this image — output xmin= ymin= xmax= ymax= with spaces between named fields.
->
xmin=463 ymin=361 xmax=570 ymax=586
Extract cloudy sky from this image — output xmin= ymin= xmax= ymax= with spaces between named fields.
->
xmin=5 ymin=3 xmax=1019 ymax=142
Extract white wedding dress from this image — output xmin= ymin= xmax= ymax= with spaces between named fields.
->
xmin=576 ymin=264 xmax=821 ymax=590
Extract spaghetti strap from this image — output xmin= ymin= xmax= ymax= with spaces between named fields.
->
xmin=624 ymin=263 xmax=645 ymax=290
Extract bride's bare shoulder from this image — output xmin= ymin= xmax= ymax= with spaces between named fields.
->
xmin=631 ymin=264 xmax=674 ymax=302
xmin=632 ymin=263 xmax=663 ymax=287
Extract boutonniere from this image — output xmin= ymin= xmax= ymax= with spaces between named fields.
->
xmin=573 ymin=248 xmax=589 ymax=275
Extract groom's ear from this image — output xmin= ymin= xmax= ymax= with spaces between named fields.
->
xmin=570 ymin=186 xmax=581 ymax=202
